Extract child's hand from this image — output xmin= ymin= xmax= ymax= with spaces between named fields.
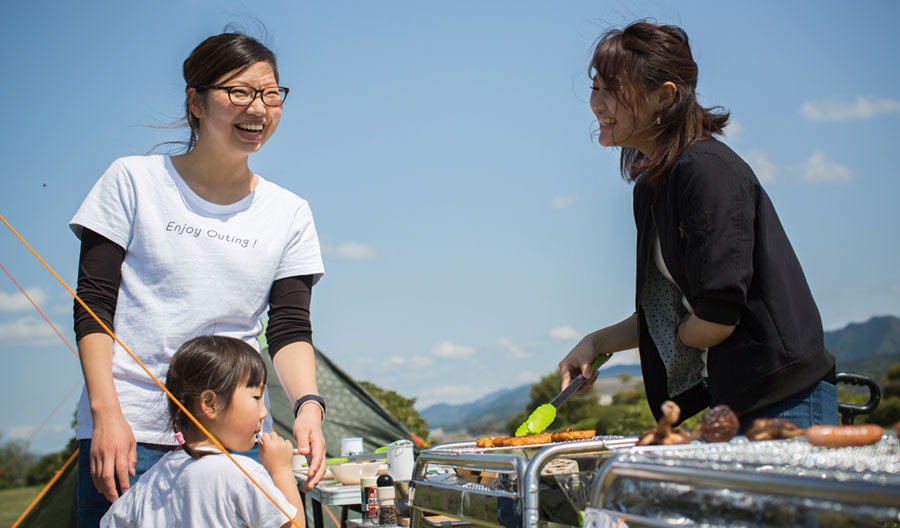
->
xmin=258 ymin=431 xmax=294 ymax=479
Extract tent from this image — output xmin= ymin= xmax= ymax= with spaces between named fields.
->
xmin=14 ymin=344 xmax=415 ymax=527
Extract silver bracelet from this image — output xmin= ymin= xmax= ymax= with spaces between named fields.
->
xmin=298 ymin=400 xmax=325 ymax=421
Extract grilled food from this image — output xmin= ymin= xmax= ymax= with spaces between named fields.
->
xmin=636 ymin=400 xmax=696 ymax=446
xmin=805 ymin=424 xmax=883 ymax=448
xmin=550 ymin=429 xmax=596 ymax=442
xmin=699 ymin=405 xmax=739 ymax=443
xmin=745 ymin=418 xmax=804 ymax=441
xmin=475 ymin=433 xmax=552 ymax=448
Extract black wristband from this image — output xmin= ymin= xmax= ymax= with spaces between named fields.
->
xmin=293 ymin=394 xmax=326 ymax=419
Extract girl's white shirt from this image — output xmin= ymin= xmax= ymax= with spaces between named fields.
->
xmin=100 ymin=448 xmax=297 ymax=527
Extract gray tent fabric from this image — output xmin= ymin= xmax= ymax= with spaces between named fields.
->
xmin=13 ymin=452 xmax=77 ymax=528
xmin=15 ymin=344 xmax=412 ymax=527
xmin=263 ymin=345 xmax=414 ymax=456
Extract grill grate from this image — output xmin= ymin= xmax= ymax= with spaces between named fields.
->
xmin=616 ymin=434 xmax=900 ymax=486
xmin=426 ymin=436 xmax=631 ymax=457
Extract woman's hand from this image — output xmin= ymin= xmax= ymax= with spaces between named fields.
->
xmin=294 ymin=405 xmax=326 ymax=491
xmin=90 ymin=411 xmax=136 ymax=503
xmin=559 ymin=336 xmax=602 ymax=395
xmin=78 ymin=333 xmax=134 ymax=502
xmin=559 ymin=314 xmax=639 ymax=394
xmin=258 ymin=431 xmax=294 ymax=479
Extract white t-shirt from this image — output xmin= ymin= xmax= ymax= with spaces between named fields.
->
xmin=100 ymin=449 xmax=298 ymax=528
xmin=71 ymin=155 xmax=325 ymax=444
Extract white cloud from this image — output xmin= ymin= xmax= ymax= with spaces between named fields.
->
xmin=432 ymin=341 xmax=474 ymax=358
xmin=499 ymin=337 xmax=532 ymax=359
xmin=517 ymin=370 xmax=541 ymax=383
xmin=880 ymin=283 xmax=900 ymax=295
xmin=743 ymin=150 xmax=777 ymax=184
xmin=549 ymin=325 xmax=580 ymax=340
xmin=603 ymin=348 xmax=641 ymax=367
xmin=801 ymin=96 xmax=900 ymax=122
xmin=551 ymin=195 xmax=576 ymax=209
xmin=0 ymin=316 xmax=61 ymax=347
xmin=0 ymin=287 xmax=48 ymax=312
xmin=799 ymin=150 xmax=855 ymax=183
xmin=722 ymin=119 xmax=744 ymax=142
xmin=321 ymin=242 xmax=375 ymax=261
xmin=427 ymin=385 xmax=473 ymax=397
xmin=7 ymin=424 xmax=69 ymax=440
xmin=389 ymin=355 xmax=434 ymax=368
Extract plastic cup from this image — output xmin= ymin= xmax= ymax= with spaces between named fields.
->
xmin=342 ymin=437 xmax=364 ymax=456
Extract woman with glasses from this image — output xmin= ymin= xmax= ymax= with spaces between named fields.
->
xmin=558 ymin=21 xmax=837 ymax=434
xmin=70 ymin=32 xmax=326 ymax=526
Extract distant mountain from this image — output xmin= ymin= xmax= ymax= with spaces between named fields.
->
xmin=420 ymin=363 xmax=641 ymax=433
xmin=421 ymin=384 xmax=531 ymax=432
xmin=826 ymin=315 xmax=900 ymax=377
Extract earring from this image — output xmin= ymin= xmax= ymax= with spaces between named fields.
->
xmin=655 ymin=115 xmax=661 ymax=125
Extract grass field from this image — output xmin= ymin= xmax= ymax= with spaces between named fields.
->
xmin=0 ymin=486 xmax=42 ymax=528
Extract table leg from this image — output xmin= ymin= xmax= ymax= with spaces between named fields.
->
xmin=313 ymin=500 xmax=324 ymax=528
xmin=341 ymin=505 xmax=349 ymax=528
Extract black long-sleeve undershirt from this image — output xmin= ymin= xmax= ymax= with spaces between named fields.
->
xmin=73 ymin=228 xmax=314 ymax=358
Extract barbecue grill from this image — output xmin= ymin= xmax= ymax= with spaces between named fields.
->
xmin=409 ymin=436 xmax=637 ymax=528
xmin=587 ymin=434 xmax=900 ymax=527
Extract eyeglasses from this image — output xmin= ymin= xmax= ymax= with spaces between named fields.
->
xmin=196 ymin=85 xmax=290 ymax=107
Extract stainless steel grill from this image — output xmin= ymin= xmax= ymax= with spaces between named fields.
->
xmin=409 ymin=436 xmax=637 ymax=528
xmin=589 ymin=434 xmax=900 ymax=528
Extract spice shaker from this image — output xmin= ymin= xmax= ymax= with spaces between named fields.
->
xmin=377 ymin=485 xmax=398 ymax=526
xmin=360 ymin=476 xmax=379 ymax=524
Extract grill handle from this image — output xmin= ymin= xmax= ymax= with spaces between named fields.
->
xmin=836 ymin=372 xmax=882 ymax=425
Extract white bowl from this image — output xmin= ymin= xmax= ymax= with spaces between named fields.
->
xmin=330 ymin=461 xmax=382 ymax=485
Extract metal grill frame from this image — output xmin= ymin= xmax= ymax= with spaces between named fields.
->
xmin=409 ymin=437 xmax=635 ymax=528
xmin=589 ymin=436 xmax=900 ymax=527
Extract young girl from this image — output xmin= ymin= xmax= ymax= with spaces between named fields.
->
xmin=558 ymin=21 xmax=837 ymax=431
xmin=101 ymin=335 xmax=304 ymax=527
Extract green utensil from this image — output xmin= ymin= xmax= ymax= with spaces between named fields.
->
xmin=514 ymin=355 xmax=610 ymax=436
xmin=300 ymin=446 xmax=388 ymax=467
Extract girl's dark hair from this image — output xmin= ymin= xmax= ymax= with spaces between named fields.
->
xmin=166 ymin=335 xmax=268 ymax=458
xmin=181 ymin=33 xmax=279 ymax=152
xmin=590 ymin=20 xmax=729 ymax=186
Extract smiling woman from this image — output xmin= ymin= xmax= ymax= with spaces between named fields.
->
xmin=560 ymin=20 xmax=838 ymax=434
xmin=69 ymin=32 xmax=327 ymax=527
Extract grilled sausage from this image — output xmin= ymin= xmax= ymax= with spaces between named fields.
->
xmin=805 ymin=425 xmax=883 ymax=448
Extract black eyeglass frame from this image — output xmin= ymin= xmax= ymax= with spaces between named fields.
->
xmin=194 ymin=85 xmax=290 ymax=107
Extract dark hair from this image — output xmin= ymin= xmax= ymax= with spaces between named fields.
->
xmin=181 ymin=33 xmax=280 ymax=152
xmin=589 ymin=20 xmax=729 ymax=186
xmin=165 ymin=335 xmax=268 ymax=458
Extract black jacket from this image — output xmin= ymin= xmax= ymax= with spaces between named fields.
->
xmin=633 ymin=139 xmax=834 ymax=421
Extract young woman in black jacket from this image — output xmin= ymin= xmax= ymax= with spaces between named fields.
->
xmin=558 ymin=21 xmax=837 ymax=431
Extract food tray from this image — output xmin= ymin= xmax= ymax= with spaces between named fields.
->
xmin=588 ymin=434 xmax=900 ymax=528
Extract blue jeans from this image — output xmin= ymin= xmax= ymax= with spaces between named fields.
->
xmin=738 ymin=379 xmax=839 ymax=434
xmin=76 ymin=440 xmax=259 ymax=527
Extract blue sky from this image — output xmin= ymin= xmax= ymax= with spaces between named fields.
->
xmin=1 ymin=1 xmax=898 ymax=454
